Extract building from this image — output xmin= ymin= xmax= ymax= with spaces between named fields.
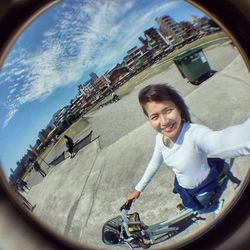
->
xmin=92 ymin=75 xmax=111 ymax=94
xmin=144 ymin=27 xmax=170 ymax=51
xmin=123 ymin=44 xmax=156 ymax=73
xmin=143 ymin=27 xmax=172 ymax=60
xmin=107 ymin=63 xmax=130 ymax=85
xmin=78 ymin=79 xmax=94 ymax=96
xmin=123 ymin=46 xmax=144 ymax=72
xmin=138 ymin=36 xmax=148 ymax=46
xmin=179 ymin=21 xmax=198 ymax=41
xmin=89 ymin=72 xmax=98 ymax=82
xmin=191 ymin=15 xmax=214 ymax=35
xmin=155 ymin=15 xmax=186 ymax=46
xmin=54 ymin=107 xmax=68 ymax=125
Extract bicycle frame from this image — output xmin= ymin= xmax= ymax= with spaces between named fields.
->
xmin=120 ymin=202 xmax=196 ymax=248
xmin=145 ymin=208 xmax=195 ymax=243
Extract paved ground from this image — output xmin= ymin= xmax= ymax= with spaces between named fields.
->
xmin=4 ymin=42 xmax=250 ymax=250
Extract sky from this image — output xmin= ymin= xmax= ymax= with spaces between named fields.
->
xmin=0 ymin=0 xmax=206 ymax=177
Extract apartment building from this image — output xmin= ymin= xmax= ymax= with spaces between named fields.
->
xmin=155 ymin=15 xmax=186 ymax=46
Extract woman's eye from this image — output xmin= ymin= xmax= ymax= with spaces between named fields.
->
xmin=165 ymin=108 xmax=173 ymax=114
xmin=151 ymin=116 xmax=158 ymax=120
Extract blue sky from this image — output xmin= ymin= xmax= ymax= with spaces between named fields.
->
xmin=0 ymin=0 xmax=206 ymax=177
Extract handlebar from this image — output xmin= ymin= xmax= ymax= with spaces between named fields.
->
xmin=120 ymin=200 xmax=134 ymax=238
xmin=119 ymin=201 xmax=152 ymax=249
xmin=120 ymin=199 xmax=133 ymax=211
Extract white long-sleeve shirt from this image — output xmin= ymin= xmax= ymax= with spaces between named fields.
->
xmin=135 ymin=118 xmax=250 ymax=191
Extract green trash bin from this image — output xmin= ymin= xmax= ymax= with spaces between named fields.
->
xmin=173 ymin=47 xmax=212 ymax=85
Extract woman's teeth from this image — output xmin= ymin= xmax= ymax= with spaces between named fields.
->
xmin=162 ymin=122 xmax=175 ymax=131
xmin=168 ymin=123 xmax=175 ymax=129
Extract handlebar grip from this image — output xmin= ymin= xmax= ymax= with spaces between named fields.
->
xmin=120 ymin=199 xmax=133 ymax=211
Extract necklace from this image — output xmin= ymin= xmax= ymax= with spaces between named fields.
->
xmin=162 ymin=135 xmax=171 ymax=147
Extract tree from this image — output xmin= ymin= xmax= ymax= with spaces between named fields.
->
xmin=36 ymin=139 xmax=41 ymax=146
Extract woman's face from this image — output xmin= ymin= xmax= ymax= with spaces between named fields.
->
xmin=144 ymin=100 xmax=182 ymax=141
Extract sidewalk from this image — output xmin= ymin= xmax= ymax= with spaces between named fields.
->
xmin=24 ymin=54 xmax=250 ymax=249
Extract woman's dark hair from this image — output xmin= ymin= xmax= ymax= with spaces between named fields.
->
xmin=138 ymin=84 xmax=191 ymax=122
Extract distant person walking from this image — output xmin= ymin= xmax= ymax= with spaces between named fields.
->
xmin=64 ymin=135 xmax=75 ymax=158
xmin=33 ymin=161 xmax=46 ymax=177
xmin=111 ymin=92 xmax=120 ymax=103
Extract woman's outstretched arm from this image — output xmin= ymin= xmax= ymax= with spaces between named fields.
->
xmin=194 ymin=117 xmax=250 ymax=159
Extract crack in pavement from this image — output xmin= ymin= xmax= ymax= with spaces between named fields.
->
xmin=63 ymin=144 xmax=100 ymax=237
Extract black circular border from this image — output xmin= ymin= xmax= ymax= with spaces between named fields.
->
xmin=0 ymin=1 xmax=249 ymax=249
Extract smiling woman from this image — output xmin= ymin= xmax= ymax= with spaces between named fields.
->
xmin=127 ymin=83 xmax=250 ymax=213
xmin=0 ymin=1 xmax=250 ymax=250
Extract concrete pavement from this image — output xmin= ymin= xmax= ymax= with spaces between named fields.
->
xmin=22 ymin=45 xmax=250 ymax=250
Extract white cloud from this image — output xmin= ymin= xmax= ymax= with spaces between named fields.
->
xmin=9 ymin=88 xmax=16 ymax=94
xmin=3 ymin=106 xmax=18 ymax=128
xmin=1 ymin=0 xmax=184 ymax=127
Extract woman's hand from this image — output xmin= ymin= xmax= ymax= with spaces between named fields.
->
xmin=127 ymin=189 xmax=141 ymax=201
